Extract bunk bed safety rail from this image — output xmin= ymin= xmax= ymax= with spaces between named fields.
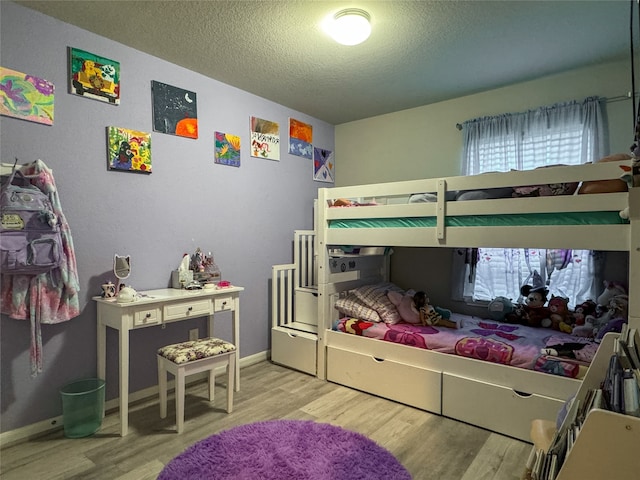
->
xmin=272 ymin=264 xmax=295 ymax=329
xmin=294 ymin=230 xmax=316 ymax=289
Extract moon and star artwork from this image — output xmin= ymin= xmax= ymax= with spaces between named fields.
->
xmin=151 ymin=80 xmax=198 ymax=139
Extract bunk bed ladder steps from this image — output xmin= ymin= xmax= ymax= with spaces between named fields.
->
xmin=271 ymin=230 xmax=318 ymax=375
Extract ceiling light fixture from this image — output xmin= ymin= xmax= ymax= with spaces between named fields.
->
xmin=325 ymin=8 xmax=371 ymax=46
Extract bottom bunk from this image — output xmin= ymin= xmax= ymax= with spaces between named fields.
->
xmin=324 ymin=328 xmax=581 ymax=442
xmin=319 ymin=280 xmax=602 ymax=441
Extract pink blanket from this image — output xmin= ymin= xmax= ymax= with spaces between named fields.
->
xmin=336 ymin=314 xmax=596 ymax=378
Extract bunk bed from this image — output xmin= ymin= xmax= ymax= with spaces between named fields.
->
xmin=313 ymin=160 xmax=639 ymax=442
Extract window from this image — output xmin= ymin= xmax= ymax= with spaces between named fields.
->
xmin=458 ymin=97 xmax=605 ymax=308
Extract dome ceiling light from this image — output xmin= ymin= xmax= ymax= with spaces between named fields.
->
xmin=324 ymin=8 xmax=371 ymax=46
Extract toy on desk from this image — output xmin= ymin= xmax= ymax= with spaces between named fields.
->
xmin=101 ymin=281 xmax=116 ymax=298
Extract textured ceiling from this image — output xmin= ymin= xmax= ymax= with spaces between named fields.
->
xmin=15 ymin=1 xmax=632 ymax=125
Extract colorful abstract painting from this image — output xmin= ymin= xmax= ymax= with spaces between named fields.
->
xmin=250 ymin=116 xmax=280 ymax=161
xmin=288 ymin=118 xmax=313 ymax=159
xmin=215 ymin=131 xmax=241 ymax=167
xmin=152 ymin=80 xmax=198 ymax=139
xmin=313 ymin=147 xmax=334 ymax=183
xmin=0 ymin=67 xmax=54 ymax=125
xmin=68 ymin=47 xmax=120 ymax=104
xmin=107 ymin=126 xmax=152 ymax=173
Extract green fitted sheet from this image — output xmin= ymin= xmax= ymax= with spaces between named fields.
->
xmin=329 ymin=211 xmax=627 ymax=229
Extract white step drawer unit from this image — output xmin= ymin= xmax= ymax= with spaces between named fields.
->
xmin=271 ymin=327 xmax=317 ymax=375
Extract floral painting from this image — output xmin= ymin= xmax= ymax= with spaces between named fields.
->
xmin=107 ymin=126 xmax=152 ymax=173
xmin=313 ymin=147 xmax=334 ymax=183
xmin=152 ymin=80 xmax=198 ymax=139
xmin=68 ymin=47 xmax=120 ymax=104
xmin=0 ymin=66 xmax=54 ymax=125
xmin=250 ymin=116 xmax=280 ymax=161
xmin=288 ymin=118 xmax=313 ymax=159
xmin=215 ymin=131 xmax=241 ymax=167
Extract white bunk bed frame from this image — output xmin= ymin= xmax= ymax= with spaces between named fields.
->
xmin=313 ymin=161 xmax=639 ymax=442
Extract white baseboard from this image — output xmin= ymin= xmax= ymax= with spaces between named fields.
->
xmin=0 ymin=350 xmax=268 ymax=449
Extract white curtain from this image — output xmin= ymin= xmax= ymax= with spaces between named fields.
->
xmin=454 ymin=97 xmax=606 ymax=309
xmin=462 ymin=96 xmax=605 ymax=175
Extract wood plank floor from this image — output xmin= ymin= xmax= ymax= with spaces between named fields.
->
xmin=0 ymin=361 xmax=532 ymax=480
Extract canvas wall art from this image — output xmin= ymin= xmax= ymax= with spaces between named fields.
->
xmin=68 ymin=47 xmax=120 ymax=104
xmin=288 ymin=118 xmax=313 ymax=159
xmin=215 ymin=131 xmax=241 ymax=167
xmin=250 ymin=116 xmax=280 ymax=161
xmin=313 ymin=147 xmax=334 ymax=183
xmin=152 ymin=80 xmax=198 ymax=139
xmin=0 ymin=66 xmax=54 ymax=125
xmin=107 ymin=126 xmax=152 ymax=173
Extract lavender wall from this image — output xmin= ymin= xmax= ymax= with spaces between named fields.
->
xmin=0 ymin=2 xmax=334 ymax=433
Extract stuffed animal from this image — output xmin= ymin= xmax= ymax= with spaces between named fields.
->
xmin=505 ymin=284 xmax=551 ymax=328
xmin=387 ymin=289 xmax=420 ymax=324
xmin=596 ymin=281 xmax=627 ymax=311
xmin=413 ymin=291 xmax=461 ymax=329
xmin=577 ymin=153 xmax=631 ymax=194
xmin=572 ymin=281 xmax=628 ymax=338
xmin=488 ymin=296 xmax=514 ymax=322
xmin=548 ymin=295 xmax=572 ymax=333
xmin=591 ymin=294 xmax=629 ymax=340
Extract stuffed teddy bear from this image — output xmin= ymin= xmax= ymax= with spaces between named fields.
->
xmin=548 ymin=295 xmax=572 ymax=333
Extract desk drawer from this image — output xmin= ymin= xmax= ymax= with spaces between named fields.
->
xmin=214 ymin=296 xmax=233 ymax=311
xmin=133 ymin=307 xmax=161 ymax=327
xmin=164 ymin=299 xmax=213 ymax=321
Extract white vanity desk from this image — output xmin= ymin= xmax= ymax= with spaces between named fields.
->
xmin=95 ymin=286 xmax=243 ymax=436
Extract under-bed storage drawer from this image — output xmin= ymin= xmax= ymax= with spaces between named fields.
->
xmin=327 ymin=346 xmax=442 ymax=413
xmin=271 ymin=327 xmax=317 ymax=375
xmin=442 ymin=373 xmax=565 ymax=442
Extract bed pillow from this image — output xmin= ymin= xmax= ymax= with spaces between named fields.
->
xmin=352 ymin=283 xmax=403 ymax=324
xmin=335 ymin=293 xmax=382 ymax=323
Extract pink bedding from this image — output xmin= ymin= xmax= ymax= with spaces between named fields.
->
xmin=335 ymin=314 xmax=598 ymax=378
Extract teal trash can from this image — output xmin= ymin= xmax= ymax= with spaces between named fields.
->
xmin=59 ymin=378 xmax=106 ymax=438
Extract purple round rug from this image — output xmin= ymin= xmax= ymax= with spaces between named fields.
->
xmin=158 ymin=419 xmax=412 ymax=480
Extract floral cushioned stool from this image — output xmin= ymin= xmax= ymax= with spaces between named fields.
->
xmin=157 ymin=337 xmax=236 ymax=433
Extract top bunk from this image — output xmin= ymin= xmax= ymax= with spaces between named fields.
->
xmin=317 ymin=160 xmax=639 ymax=252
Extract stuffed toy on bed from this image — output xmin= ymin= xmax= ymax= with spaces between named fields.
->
xmin=548 ymin=295 xmax=572 ymax=333
xmin=505 ymin=284 xmax=551 ymax=328
xmin=577 ymin=153 xmax=631 ymax=194
xmin=387 ymin=290 xmax=459 ymax=328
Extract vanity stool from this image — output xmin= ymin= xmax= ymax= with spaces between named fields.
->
xmin=157 ymin=337 xmax=236 ymax=433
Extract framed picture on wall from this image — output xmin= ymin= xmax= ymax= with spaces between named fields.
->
xmin=288 ymin=118 xmax=313 ymax=159
xmin=151 ymin=80 xmax=198 ymax=139
xmin=313 ymin=147 xmax=334 ymax=183
xmin=68 ymin=47 xmax=120 ymax=105
xmin=107 ymin=126 xmax=152 ymax=173
xmin=250 ymin=116 xmax=280 ymax=161
xmin=0 ymin=66 xmax=55 ymax=125
xmin=215 ymin=131 xmax=241 ymax=167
